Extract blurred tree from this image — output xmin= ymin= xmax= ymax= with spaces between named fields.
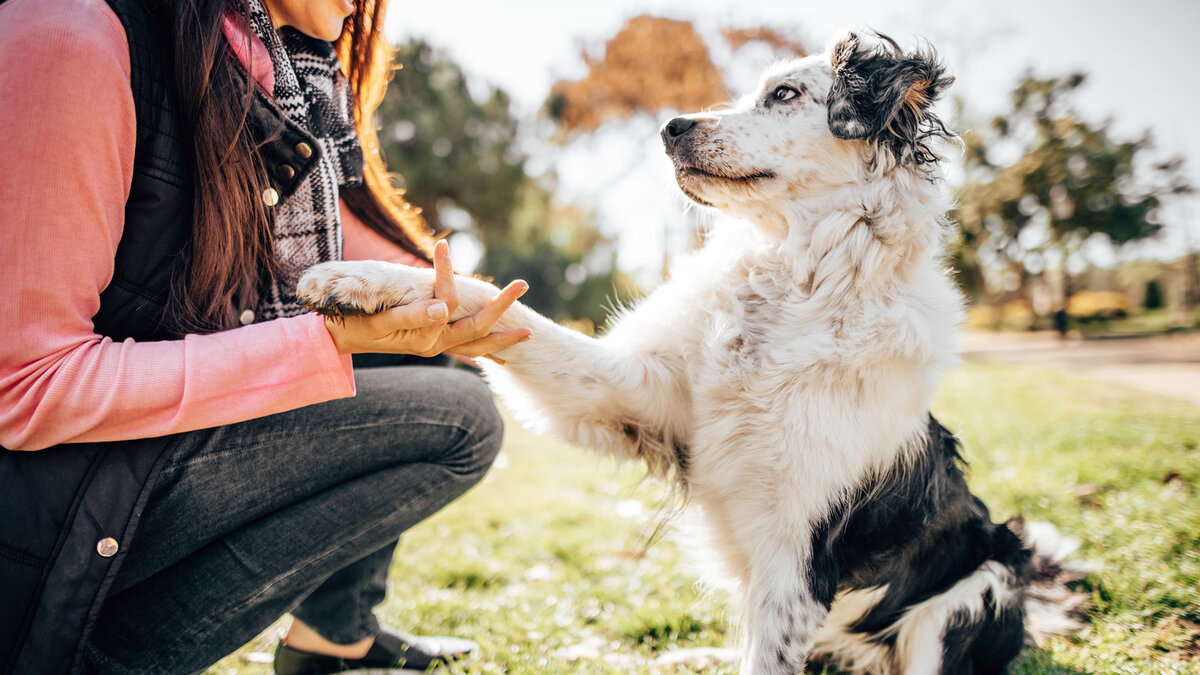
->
xmin=546 ymin=15 xmax=807 ymax=135
xmin=376 ymin=39 xmax=638 ymax=324
xmin=484 ymin=180 xmax=641 ymax=328
xmin=953 ymin=73 xmax=1193 ymax=310
xmin=376 ymin=39 xmax=525 ymax=243
xmin=546 ymin=16 xmax=728 ymax=134
xmin=720 ymin=26 xmax=807 ymax=56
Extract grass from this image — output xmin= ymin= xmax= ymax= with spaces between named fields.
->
xmin=966 ymin=305 xmax=1200 ymax=337
xmin=1074 ymin=307 xmax=1200 ymax=338
xmin=206 ymin=363 xmax=1200 ymax=674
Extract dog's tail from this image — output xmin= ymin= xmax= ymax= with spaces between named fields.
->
xmin=1004 ymin=517 xmax=1093 ymax=646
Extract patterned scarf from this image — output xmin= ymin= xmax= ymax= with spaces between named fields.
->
xmin=239 ymin=0 xmax=364 ymax=321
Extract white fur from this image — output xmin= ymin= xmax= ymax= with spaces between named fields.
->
xmin=1021 ymin=521 xmax=1093 ymax=645
xmin=299 ymin=39 xmax=977 ymax=675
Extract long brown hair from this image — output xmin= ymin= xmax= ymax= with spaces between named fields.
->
xmin=167 ymin=0 xmax=433 ymax=333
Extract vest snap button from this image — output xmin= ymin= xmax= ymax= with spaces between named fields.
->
xmin=295 ymin=142 xmax=313 ymax=159
xmin=262 ymin=187 xmax=280 ymax=206
xmin=97 ymin=537 xmax=119 ymax=558
xmin=239 ymin=309 xmax=256 ymax=325
xmin=276 ymin=164 xmax=295 ymax=181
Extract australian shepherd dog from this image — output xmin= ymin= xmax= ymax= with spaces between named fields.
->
xmin=297 ymin=31 xmax=1083 ymax=675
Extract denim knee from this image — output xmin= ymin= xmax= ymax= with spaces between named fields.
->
xmin=344 ymin=366 xmax=503 ymax=481
xmin=443 ymin=369 xmax=504 ymax=481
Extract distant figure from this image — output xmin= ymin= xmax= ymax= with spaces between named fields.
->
xmin=1053 ymin=308 xmax=1070 ymax=339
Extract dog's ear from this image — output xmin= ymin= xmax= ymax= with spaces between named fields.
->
xmin=827 ymin=32 xmax=953 ymax=165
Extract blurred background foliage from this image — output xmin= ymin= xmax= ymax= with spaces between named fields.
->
xmin=374 ymin=16 xmax=1197 ymax=336
xmin=953 ymin=72 xmax=1195 ymax=328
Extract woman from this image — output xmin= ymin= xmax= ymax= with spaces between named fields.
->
xmin=0 ymin=0 xmax=529 ymax=672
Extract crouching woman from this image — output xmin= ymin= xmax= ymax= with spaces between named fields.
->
xmin=0 ymin=0 xmax=528 ymax=672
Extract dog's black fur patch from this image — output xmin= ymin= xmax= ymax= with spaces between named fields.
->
xmin=827 ymin=32 xmax=954 ymax=166
xmin=807 ymin=416 xmax=1032 ymax=669
xmin=941 ymin=595 xmax=1027 ymax=675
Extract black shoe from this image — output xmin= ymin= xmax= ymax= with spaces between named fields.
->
xmin=273 ymin=627 xmax=478 ymax=674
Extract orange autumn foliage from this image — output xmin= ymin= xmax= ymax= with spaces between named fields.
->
xmin=547 ymin=15 xmax=728 ymax=133
xmin=721 ymin=26 xmax=807 ymax=56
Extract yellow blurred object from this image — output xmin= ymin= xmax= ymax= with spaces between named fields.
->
xmin=965 ymin=305 xmax=999 ymax=330
xmin=964 ymin=300 xmax=1036 ymax=330
xmin=1000 ymin=299 xmax=1035 ymax=326
xmin=1067 ymin=290 xmax=1131 ymax=318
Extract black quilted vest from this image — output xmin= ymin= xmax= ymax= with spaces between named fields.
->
xmin=92 ymin=0 xmax=194 ymax=341
xmin=0 ymin=1 xmax=322 ymax=672
xmin=94 ymin=0 xmax=323 ymax=340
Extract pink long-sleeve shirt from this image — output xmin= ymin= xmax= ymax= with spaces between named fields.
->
xmin=0 ymin=0 xmax=422 ymax=451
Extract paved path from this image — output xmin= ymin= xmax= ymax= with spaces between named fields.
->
xmin=960 ymin=331 xmax=1200 ymax=408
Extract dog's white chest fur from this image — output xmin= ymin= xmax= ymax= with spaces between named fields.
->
xmin=621 ymin=232 xmax=958 ymax=565
xmin=670 ymin=234 xmax=953 ymax=464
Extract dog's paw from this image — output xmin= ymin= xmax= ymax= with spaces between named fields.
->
xmin=296 ymin=260 xmax=434 ymax=318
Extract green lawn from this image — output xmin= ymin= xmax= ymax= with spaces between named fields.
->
xmin=1075 ymin=307 xmax=1200 ymax=338
xmin=208 ymin=364 xmax=1200 ymax=674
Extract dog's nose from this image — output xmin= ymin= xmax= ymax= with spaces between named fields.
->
xmin=661 ymin=117 xmax=698 ymax=147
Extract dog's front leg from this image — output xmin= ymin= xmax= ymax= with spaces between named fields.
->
xmin=740 ymin=548 xmax=830 ymax=675
xmin=479 ymin=319 xmax=691 ymax=477
xmin=297 ymin=260 xmax=692 ymax=475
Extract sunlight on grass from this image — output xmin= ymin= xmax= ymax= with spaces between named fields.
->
xmin=208 ymin=363 xmax=1200 ymax=674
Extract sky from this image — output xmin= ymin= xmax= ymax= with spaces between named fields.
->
xmin=385 ymin=0 xmax=1200 ymax=276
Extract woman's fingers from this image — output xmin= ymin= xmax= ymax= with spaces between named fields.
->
xmin=431 ymin=240 xmax=458 ymax=315
xmin=445 ymin=280 xmax=528 ymax=342
xmin=322 ymin=261 xmax=530 ymax=357
xmin=447 ymin=328 xmax=533 ymax=358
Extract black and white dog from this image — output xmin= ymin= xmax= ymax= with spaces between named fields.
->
xmin=298 ymin=32 xmax=1082 ymax=674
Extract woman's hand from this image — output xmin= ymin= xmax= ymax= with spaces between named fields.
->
xmin=322 ymin=240 xmax=532 ymax=358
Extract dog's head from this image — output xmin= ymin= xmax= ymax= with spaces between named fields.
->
xmin=662 ymin=32 xmax=953 ymax=215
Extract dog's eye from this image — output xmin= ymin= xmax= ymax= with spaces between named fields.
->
xmin=772 ymin=86 xmax=799 ymax=102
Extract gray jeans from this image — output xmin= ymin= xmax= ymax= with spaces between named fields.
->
xmin=86 ymin=365 xmax=502 ymax=674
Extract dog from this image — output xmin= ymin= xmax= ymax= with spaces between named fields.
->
xmin=297 ymin=32 xmax=1083 ymax=674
